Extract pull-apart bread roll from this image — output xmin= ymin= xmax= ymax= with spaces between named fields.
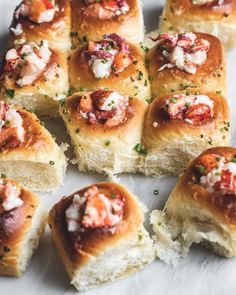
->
xmin=0 ymin=177 xmax=46 ymax=276
xmin=141 ymin=92 xmax=230 ymax=176
xmin=48 ymin=182 xmax=155 ymax=291
xmin=159 ymin=0 xmax=236 ymax=49
xmin=69 ymin=34 xmax=151 ymax=101
xmin=9 ymin=0 xmax=71 ymax=52
xmin=0 ymin=40 xmax=69 ymax=118
xmin=71 ymin=0 xmax=144 ymax=47
xmin=59 ymin=89 xmax=147 ymax=174
xmin=146 ymin=32 xmax=226 ymax=97
xmin=151 ymin=147 xmax=236 ymax=264
xmin=0 ymin=101 xmax=67 ymax=192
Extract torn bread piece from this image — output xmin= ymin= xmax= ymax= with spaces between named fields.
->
xmin=151 ymin=147 xmax=236 ymax=265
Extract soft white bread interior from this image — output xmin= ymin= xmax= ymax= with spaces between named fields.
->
xmin=18 ymin=202 xmax=47 ymax=275
xmin=48 ymin=182 xmax=155 ymax=291
xmin=72 ymin=223 xmax=155 ymax=291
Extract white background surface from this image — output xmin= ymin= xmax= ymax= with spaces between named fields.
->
xmin=1 ymin=0 xmax=236 ymax=294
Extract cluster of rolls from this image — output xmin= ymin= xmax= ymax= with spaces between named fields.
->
xmin=0 ymin=0 xmax=236 ymax=293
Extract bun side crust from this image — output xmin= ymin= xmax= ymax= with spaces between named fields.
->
xmin=0 ymin=179 xmax=46 ymax=276
xmin=48 ymin=182 xmax=143 ymax=275
xmin=173 ymin=147 xmax=236 ymax=225
xmin=146 ymin=33 xmax=226 ymax=97
xmin=69 ymin=44 xmax=151 ymax=101
xmin=0 ymin=107 xmax=67 ymax=192
xmin=9 ymin=0 xmax=71 ymax=52
xmin=71 ymin=0 xmax=144 ymax=46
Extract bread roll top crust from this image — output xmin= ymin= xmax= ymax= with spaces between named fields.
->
xmin=147 ymin=32 xmax=224 ymax=81
xmin=62 ymin=90 xmax=147 ymax=134
xmin=48 ymin=182 xmax=143 ymax=267
xmin=0 ymin=106 xmax=54 ymax=156
xmin=143 ymin=91 xmax=229 ymax=147
xmin=9 ymin=0 xmax=71 ymax=41
xmin=176 ymin=147 xmax=236 ymax=225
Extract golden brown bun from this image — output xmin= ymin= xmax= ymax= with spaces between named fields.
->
xmin=59 ymin=92 xmax=147 ymax=174
xmin=151 ymin=147 xmax=236 ymax=264
xmin=69 ymin=43 xmax=151 ymax=101
xmin=179 ymin=146 xmax=236 ymax=225
xmin=146 ymin=33 xmax=226 ymax=98
xmin=9 ymin=0 xmax=71 ymax=52
xmin=0 ymin=178 xmax=47 ymax=276
xmin=71 ymin=0 xmax=144 ymax=47
xmin=0 ymin=106 xmax=67 ymax=192
xmin=0 ymin=47 xmax=69 ymax=118
xmin=159 ymin=0 xmax=236 ymax=49
xmin=48 ymin=182 xmax=155 ymax=291
xmin=141 ymin=91 xmax=230 ymax=176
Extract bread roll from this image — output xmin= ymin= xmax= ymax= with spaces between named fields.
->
xmin=0 ymin=177 xmax=47 ymax=276
xmin=9 ymin=0 xmax=71 ymax=52
xmin=48 ymin=182 xmax=155 ymax=291
xmin=141 ymin=91 xmax=230 ymax=176
xmin=151 ymin=146 xmax=236 ymax=265
xmin=59 ymin=89 xmax=147 ymax=174
xmin=71 ymin=0 xmax=144 ymax=47
xmin=69 ymin=34 xmax=151 ymax=101
xmin=159 ymin=0 xmax=236 ymax=49
xmin=0 ymin=101 xmax=67 ymax=192
xmin=146 ymin=32 xmax=226 ymax=97
xmin=0 ymin=40 xmax=69 ymax=118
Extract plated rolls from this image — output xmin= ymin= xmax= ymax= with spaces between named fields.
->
xmin=146 ymin=32 xmax=226 ymax=97
xmin=71 ymin=0 xmax=144 ymax=47
xmin=69 ymin=33 xmax=151 ymax=101
xmin=159 ymin=0 xmax=236 ymax=49
xmin=9 ymin=0 xmax=71 ymax=52
xmin=141 ymin=91 xmax=230 ymax=176
xmin=0 ymin=177 xmax=46 ymax=276
xmin=48 ymin=182 xmax=155 ymax=291
xmin=59 ymin=89 xmax=147 ymax=174
xmin=0 ymin=101 xmax=67 ymax=192
xmin=0 ymin=40 xmax=69 ymax=118
xmin=151 ymin=147 xmax=236 ymax=264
